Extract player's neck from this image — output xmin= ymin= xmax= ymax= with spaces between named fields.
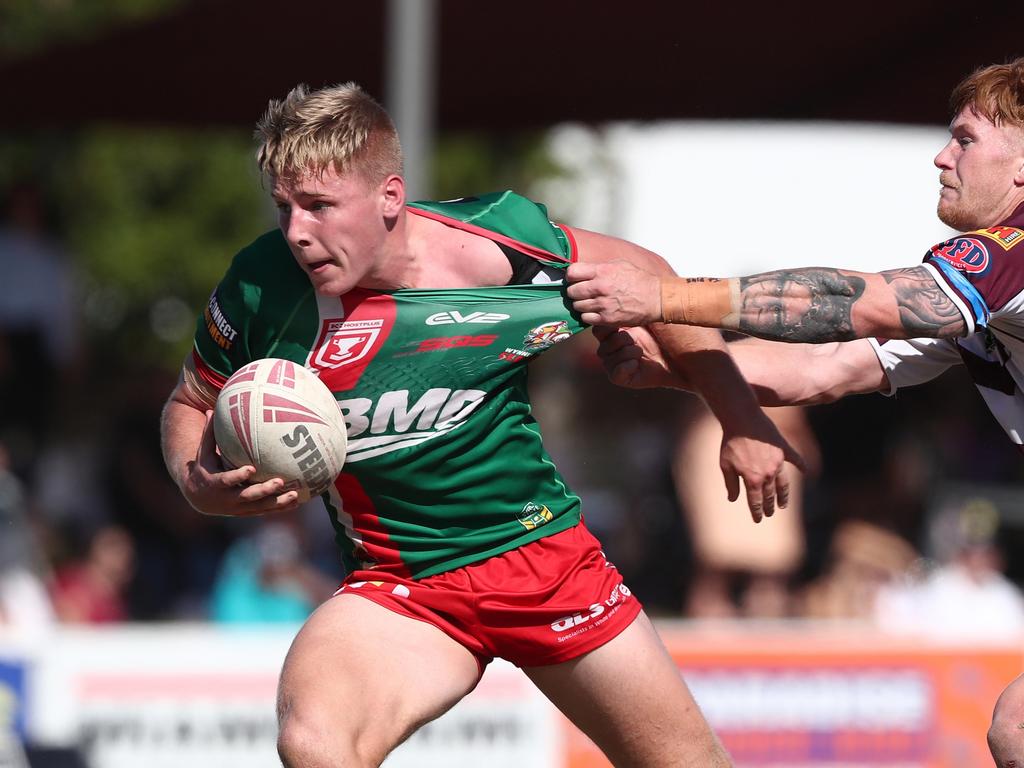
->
xmin=1005 ymin=193 xmax=1024 ymax=222
xmin=356 ymin=211 xmax=420 ymax=291
xmin=373 ymin=211 xmax=506 ymax=289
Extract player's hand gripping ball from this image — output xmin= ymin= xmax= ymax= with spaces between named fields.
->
xmin=213 ymin=358 xmax=347 ymax=502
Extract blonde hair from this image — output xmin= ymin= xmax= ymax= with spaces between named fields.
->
xmin=255 ymin=82 xmax=403 ymax=184
xmin=951 ymin=58 xmax=1024 ymax=128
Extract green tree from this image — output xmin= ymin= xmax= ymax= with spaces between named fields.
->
xmin=0 ymin=0 xmax=183 ymax=60
xmin=3 ymin=127 xmax=275 ymax=369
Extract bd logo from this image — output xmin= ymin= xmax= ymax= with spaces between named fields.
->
xmin=930 ymin=236 xmax=990 ymax=274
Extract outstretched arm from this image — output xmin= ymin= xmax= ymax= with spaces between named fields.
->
xmin=595 ymin=327 xmax=889 ymax=406
xmin=566 ymin=260 xmax=967 ymax=342
xmin=568 ymin=227 xmax=804 ymax=522
xmin=726 ymin=337 xmax=889 ymax=405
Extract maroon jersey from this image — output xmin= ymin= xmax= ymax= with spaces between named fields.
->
xmin=872 ymin=202 xmax=1024 ymax=446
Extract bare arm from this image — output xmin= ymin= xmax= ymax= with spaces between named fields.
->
xmin=567 ymin=261 xmax=967 ymax=342
xmin=727 ymin=337 xmax=889 ymax=406
xmin=161 ymin=355 xmax=300 ymax=517
xmin=568 ymin=227 xmax=803 ymax=521
xmin=594 ymin=327 xmax=888 ymax=406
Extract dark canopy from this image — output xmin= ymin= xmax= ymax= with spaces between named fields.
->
xmin=2 ymin=0 xmax=1023 ymax=131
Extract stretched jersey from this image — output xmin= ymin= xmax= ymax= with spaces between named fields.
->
xmin=870 ymin=201 xmax=1024 ymax=448
xmin=192 ymin=191 xmax=587 ymax=578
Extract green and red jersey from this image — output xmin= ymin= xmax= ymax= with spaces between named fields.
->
xmin=192 ymin=191 xmax=587 ymax=578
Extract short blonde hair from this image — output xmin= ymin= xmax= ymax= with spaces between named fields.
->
xmin=255 ymin=82 xmax=403 ymax=185
xmin=951 ymin=58 xmax=1024 ymax=129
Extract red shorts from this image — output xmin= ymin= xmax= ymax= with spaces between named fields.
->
xmin=334 ymin=523 xmax=641 ymax=669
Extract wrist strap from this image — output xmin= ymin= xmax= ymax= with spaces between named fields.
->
xmin=660 ymin=277 xmax=737 ymax=325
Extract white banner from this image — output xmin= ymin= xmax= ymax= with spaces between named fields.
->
xmin=2 ymin=626 xmax=558 ymax=768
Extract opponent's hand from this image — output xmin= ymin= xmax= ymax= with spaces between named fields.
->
xmin=566 ymin=260 xmax=662 ymax=326
xmin=719 ymin=417 xmax=806 ymax=524
xmin=181 ymin=411 xmax=301 ymax=517
xmin=593 ymin=325 xmax=679 ymax=389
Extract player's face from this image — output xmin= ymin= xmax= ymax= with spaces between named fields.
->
xmin=934 ymin=107 xmax=1024 ymax=231
xmin=271 ymin=168 xmax=401 ymax=296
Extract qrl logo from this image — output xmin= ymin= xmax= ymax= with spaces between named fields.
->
xmin=930 ymin=237 xmax=990 ymax=274
xmin=312 ymin=319 xmax=384 ymax=369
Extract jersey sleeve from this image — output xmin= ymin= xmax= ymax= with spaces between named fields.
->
xmin=191 ymin=230 xmax=311 ymax=390
xmin=867 ymin=336 xmax=962 ymax=396
xmin=923 ymin=226 xmax=1024 ymax=334
xmin=408 ymin=191 xmax=577 ymax=269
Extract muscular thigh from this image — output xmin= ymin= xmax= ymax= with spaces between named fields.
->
xmin=523 ymin=611 xmax=730 ymax=768
xmin=277 ymin=593 xmax=482 ymax=762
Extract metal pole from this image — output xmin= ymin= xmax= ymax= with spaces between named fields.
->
xmin=386 ymin=0 xmax=437 ymax=201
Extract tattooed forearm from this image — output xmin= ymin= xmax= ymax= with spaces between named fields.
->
xmin=736 ymin=269 xmax=866 ymax=342
xmin=881 ymin=267 xmax=966 ymax=338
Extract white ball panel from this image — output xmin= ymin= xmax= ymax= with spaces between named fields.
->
xmin=212 ymin=358 xmax=347 ymax=502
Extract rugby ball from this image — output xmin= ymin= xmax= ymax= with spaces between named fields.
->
xmin=213 ymin=358 xmax=347 ymax=502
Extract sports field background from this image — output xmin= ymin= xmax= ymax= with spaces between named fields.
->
xmin=2 ymin=3 xmax=1024 ymax=766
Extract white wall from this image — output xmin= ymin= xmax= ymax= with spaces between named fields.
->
xmin=539 ymin=121 xmax=955 ymax=275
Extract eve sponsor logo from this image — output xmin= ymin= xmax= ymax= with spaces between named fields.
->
xmin=425 ymin=311 xmax=510 ymax=326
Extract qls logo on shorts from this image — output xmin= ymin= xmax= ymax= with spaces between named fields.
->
xmin=550 ymin=584 xmax=632 ymax=633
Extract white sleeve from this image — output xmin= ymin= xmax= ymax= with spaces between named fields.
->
xmin=867 ymin=336 xmax=962 ymax=396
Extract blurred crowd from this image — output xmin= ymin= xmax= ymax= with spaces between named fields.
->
xmin=4 ymin=183 xmax=1024 ymax=638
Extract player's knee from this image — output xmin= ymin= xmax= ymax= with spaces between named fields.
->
xmin=277 ymin=708 xmax=376 ymax=768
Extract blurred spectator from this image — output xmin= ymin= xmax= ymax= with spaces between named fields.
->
xmin=798 ymin=519 xmax=918 ymax=620
xmin=529 ymin=337 xmax=690 ymax=613
xmin=875 ymin=499 xmax=1024 ymax=638
xmin=0 ymin=182 xmax=78 ymax=481
xmin=106 ymin=365 xmax=233 ymax=619
xmin=674 ymin=404 xmax=820 ymax=618
xmin=210 ymin=519 xmax=338 ymax=624
xmin=50 ymin=526 xmax=135 ymax=624
xmin=0 ymin=444 xmax=55 ymax=634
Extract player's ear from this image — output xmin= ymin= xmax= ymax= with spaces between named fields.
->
xmin=380 ymin=174 xmax=406 ymax=216
xmin=1014 ymin=133 xmax=1024 ymax=186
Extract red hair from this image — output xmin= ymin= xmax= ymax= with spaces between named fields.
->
xmin=950 ymin=58 xmax=1024 ymax=128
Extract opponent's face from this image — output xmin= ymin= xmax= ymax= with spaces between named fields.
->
xmin=934 ymin=107 xmax=1024 ymax=230
xmin=271 ymin=167 xmax=403 ymax=296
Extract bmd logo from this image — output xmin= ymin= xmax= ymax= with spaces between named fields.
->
xmin=930 ymin=236 xmax=991 ymax=274
xmin=338 ymin=388 xmax=487 ymax=462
